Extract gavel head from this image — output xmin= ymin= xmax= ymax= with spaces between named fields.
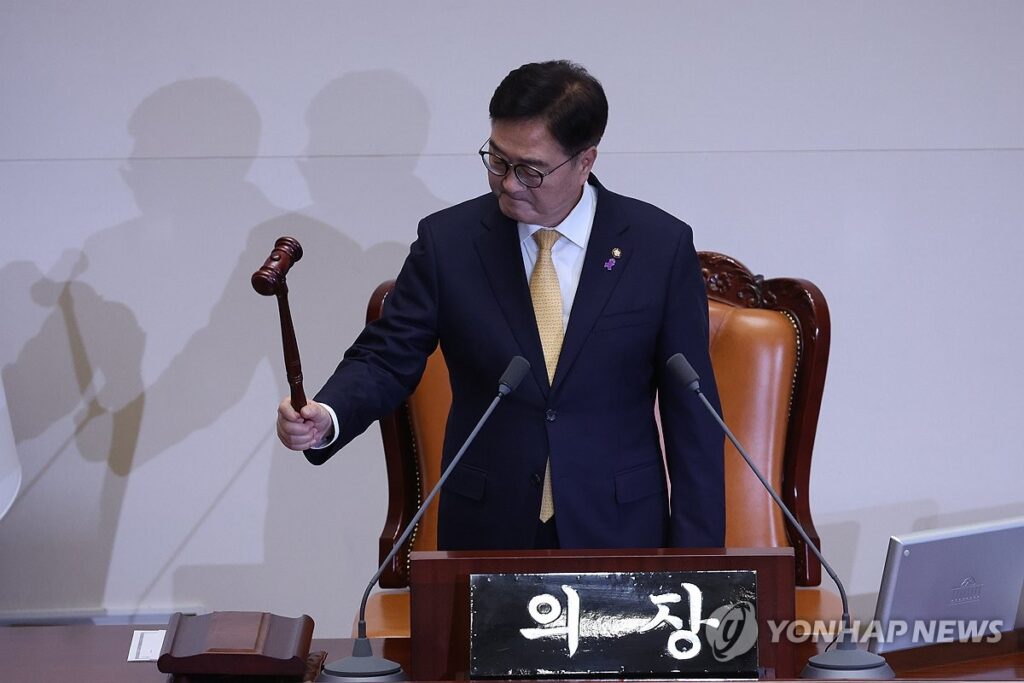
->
xmin=252 ymin=236 xmax=303 ymax=296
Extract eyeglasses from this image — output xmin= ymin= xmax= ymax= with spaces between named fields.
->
xmin=479 ymin=140 xmax=582 ymax=189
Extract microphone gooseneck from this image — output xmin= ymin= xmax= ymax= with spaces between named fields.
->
xmin=667 ymin=355 xmax=852 ymax=625
xmin=666 ymin=353 xmax=893 ymax=679
xmin=317 ymin=356 xmax=530 ymax=682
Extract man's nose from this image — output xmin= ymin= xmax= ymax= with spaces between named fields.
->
xmin=502 ymin=169 xmax=526 ymax=192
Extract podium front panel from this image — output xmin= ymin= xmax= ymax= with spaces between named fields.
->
xmin=408 ymin=547 xmax=795 ymax=680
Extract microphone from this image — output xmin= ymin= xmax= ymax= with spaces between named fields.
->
xmin=317 ymin=356 xmax=531 ymax=682
xmin=666 ymin=353 xmax=894 ymax=680
xmin=498 ymin=355 xmax=531 ymax=397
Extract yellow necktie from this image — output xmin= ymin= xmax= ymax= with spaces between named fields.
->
xmin=530 ymin=229 xmax=563 ymax=523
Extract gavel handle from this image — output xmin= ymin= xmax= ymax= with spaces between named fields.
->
xmin=276 ymin=283 xmax=307 ymax=411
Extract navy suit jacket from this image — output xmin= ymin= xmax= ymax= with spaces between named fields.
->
xmin=308 ymin=176 xmax=725 ymax=551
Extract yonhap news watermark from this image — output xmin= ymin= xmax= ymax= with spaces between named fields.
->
xmin=705 ymin=604 xmax=1006 ymax=656
xmin=765 ymin=618 xmax=1007 ymax=644
xmin=703 ymin=604 xmax=1006 ymax=661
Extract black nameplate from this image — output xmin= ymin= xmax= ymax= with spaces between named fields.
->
xmin=469 ymin=570 xmax=757 ymax=679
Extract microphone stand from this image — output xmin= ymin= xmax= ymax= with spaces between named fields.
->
xmin=317 ymin=357 xmax=530 ymax=682
xmin=666 ymin=354 xmax=894 ymax=680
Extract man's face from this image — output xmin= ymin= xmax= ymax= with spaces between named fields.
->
xmin=486 ymin=118 xmax=596 ymax=227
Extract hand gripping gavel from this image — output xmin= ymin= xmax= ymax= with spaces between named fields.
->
xmin=251 ymin=236 xmax=307 ymax=410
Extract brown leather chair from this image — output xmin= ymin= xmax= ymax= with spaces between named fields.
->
xmin=360 ymin=251 xmax=840 ymax=637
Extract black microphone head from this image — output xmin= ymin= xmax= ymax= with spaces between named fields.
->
xmin=666 ymin=353 xmax=701 ymax=391
xmin=498 ymin=356 xmax=531 ymax=396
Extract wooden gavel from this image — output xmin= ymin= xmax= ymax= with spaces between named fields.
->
xmin=252 ymin=236 xmax=307 ymax=410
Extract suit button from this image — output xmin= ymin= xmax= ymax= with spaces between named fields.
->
xmin=531 ymin=473 xmax=543 ymax=486
xmin=545 ymin=409 xmax=557 ymax=422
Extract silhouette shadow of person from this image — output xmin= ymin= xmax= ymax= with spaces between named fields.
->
xmin=168 ymin=71 xmax=447 ymax=631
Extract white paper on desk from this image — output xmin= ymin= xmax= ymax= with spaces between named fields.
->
xmin=127 ymin=629 xmax=166 ymax=661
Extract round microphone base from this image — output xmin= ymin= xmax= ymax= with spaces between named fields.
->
xmin=315 ymin=636 xmax=407 ymax=682
xmin=801 ymin=639 xmax=894 ymax=680
xmin=315 ymin=654 xmax=406 ymax=682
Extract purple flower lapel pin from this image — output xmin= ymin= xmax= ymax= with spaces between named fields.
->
xmin=604 ymin=247 xmax=622 ymax=271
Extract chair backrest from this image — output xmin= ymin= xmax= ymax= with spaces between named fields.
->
xmin=368 ymin=251 xmax=830 ymax=589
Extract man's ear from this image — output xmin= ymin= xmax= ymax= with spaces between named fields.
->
xmin=579 ymin=146 xmax=598 ymax=175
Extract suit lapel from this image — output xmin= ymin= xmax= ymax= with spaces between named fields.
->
xmin=552 ymin=180 xmax=632 ymax=391
xmin=473 ymin=202 xmax=551 ymax=397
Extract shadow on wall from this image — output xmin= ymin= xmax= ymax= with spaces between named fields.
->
xmin=1 ymin=77 xmax=281 ymax=614
xmin=0 ymin=73 xmax=444 ymax=621
xmin=170 ymin=70 xmax=447 ymax=624
xmin=2 ymin=252 xmax=144 ymax=470
xmin=0 ymin=251 xmax=146 ymax=612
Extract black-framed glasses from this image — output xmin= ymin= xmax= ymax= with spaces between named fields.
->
xmin=478 ymin=140 xmax=582 ymax=189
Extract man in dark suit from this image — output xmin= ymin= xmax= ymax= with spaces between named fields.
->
xmin=277 ymin=60 xmax=724 ymax=551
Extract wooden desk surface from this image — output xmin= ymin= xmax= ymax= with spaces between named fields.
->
xmin=1 ymin=623 xmax=1021 ymax=682
xmin=0 ymin=624 xmax=376 ymax=683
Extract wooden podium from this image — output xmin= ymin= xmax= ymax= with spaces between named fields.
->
xmin=407 ymin=547 xmax=796 ymax=680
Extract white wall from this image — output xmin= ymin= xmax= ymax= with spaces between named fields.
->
xmin=1 ymin=1 xmax=1022 ymax=635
